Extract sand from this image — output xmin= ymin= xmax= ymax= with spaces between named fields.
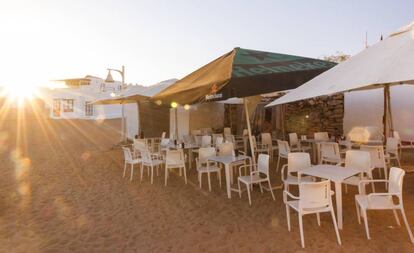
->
xmin=0 ymin=110 xmax=414 ymax=252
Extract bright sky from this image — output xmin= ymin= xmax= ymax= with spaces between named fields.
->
xmin=0 ymin=0 xmax=413 ymax=89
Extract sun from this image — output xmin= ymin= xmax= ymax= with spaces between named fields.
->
xmin=1 ymin=84 xmax=39 ymax=105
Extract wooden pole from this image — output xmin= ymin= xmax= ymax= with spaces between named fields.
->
xmin=244 ymin=98 xmax=256 ymax=165
xmin=175 ymin=107 xmax=179 ymax=140
xmin=383 ymin=85 xmax=392 ymax=140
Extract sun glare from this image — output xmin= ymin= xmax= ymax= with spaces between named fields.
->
xmin=1 ymin=84 xmax=40 ymax=105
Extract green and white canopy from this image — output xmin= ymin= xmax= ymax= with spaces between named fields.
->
xmin=153 ymin=47 xmax=336 ymax=105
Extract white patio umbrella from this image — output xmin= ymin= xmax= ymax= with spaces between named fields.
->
xmin=266 ymin=21 xmax=414 ymax=138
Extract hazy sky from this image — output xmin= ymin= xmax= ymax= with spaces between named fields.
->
xmin=0 ymin=0 xmax=413 ymax=88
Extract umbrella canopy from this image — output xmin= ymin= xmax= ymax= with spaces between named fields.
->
xmin=153 ymin=47 xmax=336 ymax=105
xmin=266 ymin=22 xmax=414 ymax=107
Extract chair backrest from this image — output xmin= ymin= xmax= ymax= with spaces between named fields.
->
xmin=388 ymin=167 xmax=405 ymax=195
xmin=386 ymin=137 xmax=399 ymax=154
xmin=301 ymin=135 xmax=308 ymax=141
xmin=393 ymin=131 xmax=401 ymax=142
xmin=160 ymin=138 xmax=170 ymax=147
xmin=183 ymin=135 xmax=193 ymax=144
xmin=277 ymin=140 xmax=290 ymax=156
xmin=134 ymin=139 xmax=147 ymax=151
xmin=345 ymin=150 xmax=371 ymax=172
xmin=161 ymin=131 xmax=166 ymax=139
xmin=257 ymin=154 xmax=270 ymax=176
xmin=287 ymin=152 xmax=311 ymax=173
xmin=134 ymin=143 xmax=152 ymax=163
xmin=215 ymin=137 xmax=224 ymax=147
xmin=198 ymin=147 xmax=216 ymax=164
xmin=320 ymin=142 xmax=340 ymax=162
xmin=201 ymin=135 xmax=212 ymax=147
xmin=261 ymin=133 xmax=272 ymax=146
xmin=289 ymin=133 xmax=299 ymax=147
xmin=212 ymin=134 xmax=223 ymax=145
xmin=122 ymin=147 xmax=133 ymax=162
xmin=223 ymin=127 xmax=231 ymax=136
xmin=299 ymin=180 xmax=331 ymax=209
xmin=314 ymin=132 xmax=330 ymax=142
xmin=194 ymin=135 xmax=202 ymax=146
xmin=224 ymin=134 xmax=235 ymax=144
xmin=166 ymin=149 xmax=185 ymax=166
xmin=360 ymin=145 xmax=386 ymax=169
xmin=218 ymin=142 xmax=234 ymax=156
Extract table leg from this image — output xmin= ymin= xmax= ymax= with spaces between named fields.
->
xmin=189 ymin=149 xmax=193 ymax=170
xmin=225 ymin=164 xmax=231 ymax=199
xmin=334 ymin=181 xmax=343 ymax=229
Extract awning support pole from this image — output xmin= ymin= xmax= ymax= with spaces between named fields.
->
xmin=244 ymin=98 xmax=256 ymax=165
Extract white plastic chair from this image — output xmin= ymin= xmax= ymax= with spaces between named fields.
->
xmin=319 ymin=142 xmax=343 ymax=165
xmin=386 ymin=137 xmax=402 ymax=168
xmin=165 ymin=149 xmax=187 ymax=186
xmin=252 ymin=136 xmax=269 ymax=156
xmin=343 ymin=150 xmax=375 ymax=194
xmin=355 ymin=167 xmax=414 ymax=243
xmin=394 ymin=131 xmax=414 ymax=158
xmin=196 ymin=147 xmax=221 ymax=191
xmin=122 ymin=147 xmax=141 ymax=181
xmin=212 ymin=133 xmax=223 ymax=146
xmin=218 ymin=142 xmax=234 ymax=156
xmin=136 ymin=144 xmax=164 ymax=184
xmin=215 ymin=136 xmax=224 ymax=148
xmin=182 ymin=135 xmax=193 ymax=144
xmin=237 ymin=154 xmax=275 ymax=206
xmin=289 ymin=133 xmax=311 ymax=152
xmin=284 ymin=180 xmax=342 ymax=248
xmin=276 ymin=140 xmax=290 ymax=172
xmin=224 ymin=134 xmax=236 ymax=145
xmin=360 ymin=145 xmax=388 ymax=186
xmin=219 ymin=142 xmax=247 ymax=181
xmin=314 ymin=132 xmax=330 ymax=142
xmin=261 ymin=133 xmax=278 ymax=161
xmin=281 ymin=153 xmax=314 ymax=192
xmin=201 ymin=135 xmax=212 ymax=148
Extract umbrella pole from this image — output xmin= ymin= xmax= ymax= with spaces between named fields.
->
xmin=244 ymin=98 xmax=256 ymax=165
xmin=383 ymin=85 xmax=393 ymax=141
xmin=175 ymin=107 xmax=179 ymax=141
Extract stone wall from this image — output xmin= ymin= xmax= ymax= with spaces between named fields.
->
xmin=285 ymin=94 xmax=344 ymax=137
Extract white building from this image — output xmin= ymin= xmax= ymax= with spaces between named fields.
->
xmin=43 ymin=75 xmax=128 ymax=120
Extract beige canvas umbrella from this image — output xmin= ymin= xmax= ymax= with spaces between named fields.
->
xmin=266 ymin=22 xmax=414 ymax=139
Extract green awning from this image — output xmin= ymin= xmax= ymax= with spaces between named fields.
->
xmin=153 ymin=47 xmax=336 ymax=105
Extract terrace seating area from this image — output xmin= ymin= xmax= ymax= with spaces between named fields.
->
xmin=121 ymin=127 xmax=414 ymax=248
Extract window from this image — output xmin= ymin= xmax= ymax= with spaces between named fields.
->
xmin=85 ymin=101 xmax=94 ymax=116
xmin=62 ymin=99 xmax=74 ymax=112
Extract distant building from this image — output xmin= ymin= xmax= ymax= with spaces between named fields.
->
xmin=43 ymin=75 xmax=126 ymax=119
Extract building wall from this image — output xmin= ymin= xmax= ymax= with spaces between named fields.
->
xmin=189 ymin=103 xmax=225 ymax=132
xmin=284 ymin=94 xmax=344 ymax=138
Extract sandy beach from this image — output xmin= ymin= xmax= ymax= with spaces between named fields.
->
xmin=1 ymin=112 xmax=414 ymax=253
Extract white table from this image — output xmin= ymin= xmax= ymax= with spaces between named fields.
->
xmin=299 ymin=164 xmax=362 ymax=229
xmin=208 ymin=155 xmax=250 ymax=199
